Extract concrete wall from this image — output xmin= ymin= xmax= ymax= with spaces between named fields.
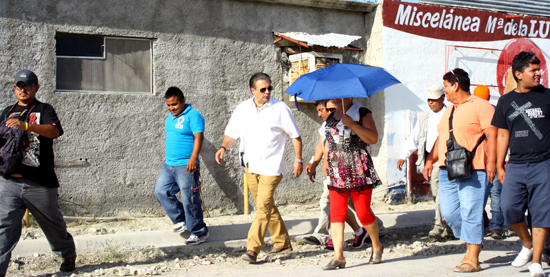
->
xmin=0 ymin=0 xmax=368 ymax=216
xmin=363 ymin=5 xmax=388 ymax=200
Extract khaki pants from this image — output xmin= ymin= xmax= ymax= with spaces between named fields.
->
xmin=245 ymin=167 xmax=291 ymax=253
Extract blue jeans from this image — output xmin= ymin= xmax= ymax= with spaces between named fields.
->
xmin=154 ymin=163 xmax=208 ymax=236
xmin=488 ymin=178 xmax=504 ymax=230
xmin=439 ymin=168 xmax=489 ymax=244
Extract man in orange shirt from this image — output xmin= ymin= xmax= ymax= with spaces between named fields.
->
xmin=424 ymin=68 xmax=496 ymax=272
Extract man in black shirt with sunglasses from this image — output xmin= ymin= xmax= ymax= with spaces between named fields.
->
xmin=0 ymin=70 xmax=76 ymax=276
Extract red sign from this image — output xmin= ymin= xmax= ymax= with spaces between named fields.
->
xmin=496 ymin=38 xmax=548 ymax=95
xmin=383 ymin=0 xmax=550 ymax=42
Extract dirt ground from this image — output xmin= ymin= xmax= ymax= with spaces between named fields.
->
xmin=22 ymin=199 xmax=436 ymax=240
xmin=12 ymin=200 xmax=521 ymax=277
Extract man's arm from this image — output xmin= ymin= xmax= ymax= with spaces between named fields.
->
xmin=5 ymin=119 xmax=60 ymax=138
xmin=292 ymin=136 xmax=303 ymax=177
xmin=186 ymin=132 xmax=203 ymax=173
xmin=483 ymin=126 xmax=498 ymax=183
xmin=496 ymin=128 xmax=509 ymax=183
xmin=398 ymin=122 xmax=420 ymax=171
xmin=423 ymin=138 xmax=439 ymax=181
xmin=215 ymin=135 xmax=236 ymax=164
xmin=306 ymin=135 xmax=324 ymax=182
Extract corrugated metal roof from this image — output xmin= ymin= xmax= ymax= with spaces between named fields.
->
xmin=275 ymin=32 xmax=362 ymax=48
xmin=420 ymin=0 xmax=550 ymax=18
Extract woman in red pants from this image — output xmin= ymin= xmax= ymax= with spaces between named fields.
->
xmin=322 ymin=97 xmax=383 ymax=270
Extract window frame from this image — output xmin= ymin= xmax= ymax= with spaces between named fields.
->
xmin=55 ymin=35 xmax=153 ymax=94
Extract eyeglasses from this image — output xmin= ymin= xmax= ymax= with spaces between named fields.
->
xmin=326 ymin=108 xmax=337 ymax=113
xmin=259 ymin=86 xmax=273 ymax=93
xmin=15 ymin=84 xmax=35 ymax=91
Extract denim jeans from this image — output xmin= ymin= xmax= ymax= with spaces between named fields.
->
xmin=439 ymin=168 xmax=489 ymax=245
xmin=154 ymin=163 xmax=208 ymax=236
xmin=488 ymin=178 xmax=504 ymax=230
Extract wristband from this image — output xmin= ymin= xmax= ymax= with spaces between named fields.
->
xmin=295 ymin=158 xmax=303 ymax=164
xmin=219 ymin=146 xmax=227 ymax=151
xmin=25 ymin=122 xmax=29 ymax=131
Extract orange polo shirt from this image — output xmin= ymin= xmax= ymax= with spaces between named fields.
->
xmin=437 ymin=95 xmax=495 ymax=170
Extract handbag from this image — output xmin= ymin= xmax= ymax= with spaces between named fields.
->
xmin=0 ymin=102 xmax=36 ymax=176
xmin=445 ymin=106 xmax=485 ymax=180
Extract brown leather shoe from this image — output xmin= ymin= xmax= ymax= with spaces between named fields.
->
xmin=241 ymin=250 xmax=258 ymax=263
xmin=60 ymin=254 xmax=77 ymax=272
xmin=268 ymin=246 xmax=293 ymax=254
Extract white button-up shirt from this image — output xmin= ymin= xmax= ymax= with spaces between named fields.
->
xmin=399 ymin=105 xmax=447 ymax=160
xmin=225 ymin=97 xmax=301 ymax=176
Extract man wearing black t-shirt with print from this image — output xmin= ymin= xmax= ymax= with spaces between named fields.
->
xmin=492 ymin=52 xmax=550 ymax=277
xmin=0 ymin=70 xmax=76 ymax=276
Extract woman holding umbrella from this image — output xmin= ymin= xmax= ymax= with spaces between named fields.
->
xmin=322 ymin=97 xmax=383 ymax=270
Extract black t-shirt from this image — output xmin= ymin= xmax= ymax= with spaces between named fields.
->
xmin=1 ymin=99 xmax=63 ymax=187
xmin=491 ymin=85 xmax=550 ymax=163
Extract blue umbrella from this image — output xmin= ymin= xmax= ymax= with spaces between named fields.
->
xmin=284 ymin=63 xmax=401 ymax=110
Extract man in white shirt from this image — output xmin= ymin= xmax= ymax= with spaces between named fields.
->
xmin=397 ymin=85 xmax=449 ymax=238
xmin=215 ymin=73 xmax=303 ymax=264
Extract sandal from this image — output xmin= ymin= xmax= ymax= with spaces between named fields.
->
xmin=369 ymin=245 xmax=384 ymax=264
xmin=322 ymin=259 xmax=346 ymax=270
xmin=453 ymin=260 xmax=482 ymax=272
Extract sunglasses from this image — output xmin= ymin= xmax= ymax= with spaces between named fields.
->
xmin=326 ymin=108 xmax=337 ymax=112
xmin=259 ymin=86 xmax=273 ymax=93
xmin=449 ymin=70 xmax=461 ymax=87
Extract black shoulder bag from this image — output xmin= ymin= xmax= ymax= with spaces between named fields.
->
xmin=445 ymin=106 xmax=486 ymax=180
xmin=0 ymin=102 xmax=37 ymax=176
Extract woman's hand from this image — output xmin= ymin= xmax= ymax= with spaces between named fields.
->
xmin=341 ymin=114 xmax=356 ymax=128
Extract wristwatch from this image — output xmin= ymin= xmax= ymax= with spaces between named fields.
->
xmin=295 ymin=158 xmax=303 ymax=164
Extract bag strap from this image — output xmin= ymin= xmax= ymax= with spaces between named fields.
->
xmin=448 ymin=106 xmax=457 ymax=141
xmin=2 ymin=103 xmax=18 ymax=121
xmin=19 ymin=103 xmax=37 ymax=121
xmin=448 ymin=105 xmax=486 ymax=154
xmin=3 ymin=101 xmax=37 ymax=121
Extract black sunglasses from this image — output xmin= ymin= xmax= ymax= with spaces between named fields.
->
xmin=326 ymin=108 xmax=337 ymax=113
xmin=259 ymin=86 xmax=273 ymax=93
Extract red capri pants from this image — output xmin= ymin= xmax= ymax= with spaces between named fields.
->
xmin=329 ymin=188 xmax=375 ymax=225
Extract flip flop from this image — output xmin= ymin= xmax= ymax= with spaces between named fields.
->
xmin=453 ymin=260 xmax=483 ymax=273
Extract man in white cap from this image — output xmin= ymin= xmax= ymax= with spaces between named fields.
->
xmin=397 ymin=85 xmax=450 ymax=238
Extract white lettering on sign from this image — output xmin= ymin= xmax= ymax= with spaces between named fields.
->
xmin=395 ymin=4 xmax=480 ymax=32
xmin=387 ymin=2 xmax=550 ymax=41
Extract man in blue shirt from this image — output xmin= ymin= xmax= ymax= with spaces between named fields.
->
xmin=154 ymin=87 xmax=209 ymax=245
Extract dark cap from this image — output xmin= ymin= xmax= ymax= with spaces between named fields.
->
xmin=15 ymin=70 xmax=38 ymax=86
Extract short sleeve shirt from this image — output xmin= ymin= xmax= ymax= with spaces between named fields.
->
xmin=224 ymin=97 xmax=300 ymax=176
xmin=165 ymin=104 xmax=205 ymax=166
xmin=0 ymin=99 xmax=63 ymax=187
xmin=491 ymin=85 xmax=550 ymax=163
xmin=437 ymin=96 xmax=495 ymax=169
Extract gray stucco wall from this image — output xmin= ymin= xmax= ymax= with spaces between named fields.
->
xmin=0 ymin=0 xmax=372 ymax=216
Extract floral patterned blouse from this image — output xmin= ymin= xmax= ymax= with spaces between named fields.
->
xmin=325 ymin=108 xmax=381 ymax=193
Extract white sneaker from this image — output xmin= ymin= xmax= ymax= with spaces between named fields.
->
xmin=173 ymin=222 xmax=187 ymax=233
xmin=512 ymin=246 xmax=533 ymax=267
xmin=529 ymin=263 xmax=545 ymax=277
xmin=185 ymin=231 xmax=209 ymax=245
